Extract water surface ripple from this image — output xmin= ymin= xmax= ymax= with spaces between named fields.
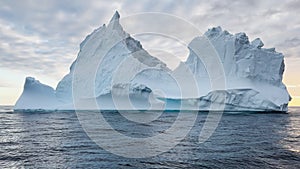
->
xmin=0 ymin=106 xmax=299 ymax=168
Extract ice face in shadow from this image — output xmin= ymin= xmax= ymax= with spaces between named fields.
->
xmin=14 ymin=12 xmax=291 ymax=112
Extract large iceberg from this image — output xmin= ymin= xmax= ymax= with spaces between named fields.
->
xmin=14 ymin=11 xmax=291 ymax=112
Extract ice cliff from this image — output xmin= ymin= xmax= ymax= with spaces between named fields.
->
xmin=14 ymin=12 xmax=291 ymax=112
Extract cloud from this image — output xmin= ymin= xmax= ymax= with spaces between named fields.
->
xmin=287 ymin=84 xmax=300 ymax=88
xmin=0 ymin=0 xmax=122 ymax=79
xmin=0 ymin=0 xmax=299 ymax=82
xmin=0 ymin=82 xmax=10 ymax=87
xmin=282 ymin=38 xmax=300 ymax=48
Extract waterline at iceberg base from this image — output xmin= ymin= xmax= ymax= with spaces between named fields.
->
xmin=14 ymin=11 xmax=291 ymax=112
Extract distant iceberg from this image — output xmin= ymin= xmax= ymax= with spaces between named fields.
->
xmin=14 ymin=11 xmax=291 ymax=112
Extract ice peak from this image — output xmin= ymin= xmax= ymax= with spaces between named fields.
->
xmin=205 ymin=26 xmax=227 ymax=38
xmin=25 ymin=77 xmax=38 ymax=86
xmin=24 ymin=77 xmax=51 ymax=91
xmin=110 ymin=11 xmax=120 ymax=23
xmin=251 ymin=38 xmax=264 ymax=48
xmin=108 ymin=11 xmax=123 ymax=30
xmin=235 ymin=32 xmax=249 ymax=45
xmin=210 ymin=26 xmax=222 ymax=33
xmin=25 ymin=77 xmax=35 ymax=82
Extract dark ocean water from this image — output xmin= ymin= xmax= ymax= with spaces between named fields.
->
xmin=0 ymin=106 xmax=300 ymax=168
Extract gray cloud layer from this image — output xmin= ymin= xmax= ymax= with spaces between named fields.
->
xmin=0 ymin=0 xmax=299 ymax=80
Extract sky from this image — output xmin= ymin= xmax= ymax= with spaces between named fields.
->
xmin=0 ymin=0 xmax=299 ymax=106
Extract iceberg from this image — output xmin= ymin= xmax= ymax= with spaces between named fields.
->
xmin=15 ymin=77 xmax=59 ymax=110
xmin=14 ymin=11 xmax=291 ymax=112
xmin=170 ymin=27 xmax=291 ymax=111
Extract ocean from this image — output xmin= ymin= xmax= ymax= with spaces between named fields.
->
xmin=0 ymin=106 xmax=299 ymax=168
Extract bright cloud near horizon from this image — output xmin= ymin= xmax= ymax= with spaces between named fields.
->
xmin=0 ymin=0 xmax=299 ymax=106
